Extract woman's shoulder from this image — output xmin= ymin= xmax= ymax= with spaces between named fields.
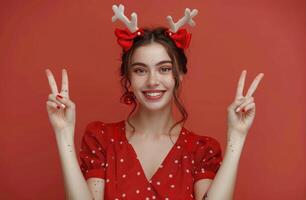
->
xmin=184 ymin=127 xmax=221 ymax=147
xmin=83 ymin=119 xmax=124 ymax=139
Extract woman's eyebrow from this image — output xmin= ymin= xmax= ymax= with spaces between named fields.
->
xmin=130 ymin=60 xmax=172 ymax=68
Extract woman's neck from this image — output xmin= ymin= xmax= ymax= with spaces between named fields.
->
xmin=127 ymin=104 xmax=180 ymax=137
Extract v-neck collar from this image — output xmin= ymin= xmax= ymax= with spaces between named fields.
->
xmin=119 ymin=119 xmax=185 ymax=183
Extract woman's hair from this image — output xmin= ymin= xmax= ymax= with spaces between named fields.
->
xmin=119 ymin=26 xmax=188 ymax=144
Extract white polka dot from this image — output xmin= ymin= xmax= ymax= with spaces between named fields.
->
xmin=105 ymin=163 xmax=109 ymax=167
xmin=120 ymin=158 xmax=124 ymax=162
xmin=90 ymin=160 xmax=94 ymax=163
xmin=86 ymin=170 xmax=88 ymax=173
xmin=106 ymin=179 xmax=110 ymax=182
xmin=120 ymin=141 xmax=123 ymax=144
xmin=146 ymin=197 xmax=150 ymax=200
xmin=183 ymin=155 xmax=188 ymax=159
xmin=159 ymin=164 xmax=163 ymax=168
xmin=156 ymin=181 xmax=161 ymax=185
xmin=122 ymin=193 xmax=126 ymax=197
xmin=165 ymin=198 xmax=169 ymax=200
xmin=149 ymin=180 xmax=152 ymax=183
xmin=85 ymin=156 xmax=89 ymax=158
xmin=170 ymin=184 xmax=175 ymax=188
xmin=136 ymin=189 xmax=140 ymax=194
xmin=101 ymin=162 xmax=105 ymax=166
xmin=196 ymin=141 xmax=200 ymax=145
xmin=115 ymin=198 xmax=119 ymax=200
xmin=187 ymin=186 xmax=190 ymax=190
xmin=101 ymin=130 xmax=104 ymax=134
xmin=98 ymin=147 xmax=102 ymax=151
xmin=110 ymin=138 xmax=114 ymax=142
xmin=184 ymin=139 xmax=188 ymax=143
xmin=137 ymin=31 xmax=141 ymax=35
xmin=182 ymin=131 xmax=185 ymax=135
xmin=152 ymin=195 xmax=156 ymax=199
xmin=122 ymin=174 xmax=126 ymax=178
xmin=192 ymin=160 xmax=194 ymax=164
xmin=210 ymin=149 xmax=213 ymax=153
xmin=177 ymin=145 xmax=181 ymax=149
xmin=147 ymin=187 xmax=151 ymax=191
xmin=195 ymin=171 xmax=198 ymax=174
xmin=190 ymin=194 xmax=194 ymax=198
xmin=186 ymin=169 xmax=190 ymax=173
xmin=169 ymin=174 xmax=173 ymax=178
xmin=174 ymin=160 xmax=179 ymax=164
xmin=137 ymin=171 xmax=141 ymax=175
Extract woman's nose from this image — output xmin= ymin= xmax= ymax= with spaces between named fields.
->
xmin=147 ymin=72 xmax=159 ymax=87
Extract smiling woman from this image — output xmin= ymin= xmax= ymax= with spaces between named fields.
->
xmin=45 ymin=3 xmax=265 ymax=200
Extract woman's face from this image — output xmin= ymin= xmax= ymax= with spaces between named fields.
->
xmin=129 ymin=42 xmax=182 ymax=111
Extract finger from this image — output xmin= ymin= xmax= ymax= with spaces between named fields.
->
xmin=244 ymin=102 xmax=256 ymax=112
xmin=235 ymin=97 xmax=254 ymax=112
xmin=235 ymin=70 xmax=247 ymax=99
xmin=48 ymin=94 xmax=66 ymax=108
xmin=46 ymin=100 xmax=61 ymax=110
xmin=45 ymin=69 xmax=59 ymax=94
xmin=56 ymin=94 xmax=75 ymax=109
xmin=61 ymin=68 xmax=69 ymax=98
xmin=245 ymin=73 xmax=264 ymax=98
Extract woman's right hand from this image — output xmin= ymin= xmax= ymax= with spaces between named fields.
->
xmin=45 ymin=68 xmax=76 ymax=139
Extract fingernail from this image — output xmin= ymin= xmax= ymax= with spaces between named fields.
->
xmin=57 ymin=95 xmax=63 ymax=99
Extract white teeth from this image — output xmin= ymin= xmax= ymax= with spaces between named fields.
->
xmin=145 ymin=92 xmax=162 ymax=97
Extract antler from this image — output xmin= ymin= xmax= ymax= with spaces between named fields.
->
xmin=111 ymin=4 xmax=139 ymax=33
xmin=166 ymin=8 xmax=198 ymax=32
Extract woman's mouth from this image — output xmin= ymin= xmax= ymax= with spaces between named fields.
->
xmin=142 ymin=91 xmax=166 ymax=101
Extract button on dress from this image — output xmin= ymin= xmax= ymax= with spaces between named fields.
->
xmin=79 ymin=120 xmax=223 ymax=200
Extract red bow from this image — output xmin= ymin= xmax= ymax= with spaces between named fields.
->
xmin=114 ymin=28 xmax=191 ymax=52
xmin=165 ymin=28 xmax=192 ymax=49
xmin=114 ymin=28 xmax=145 ymax=52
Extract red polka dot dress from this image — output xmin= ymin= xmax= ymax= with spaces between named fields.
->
xmin=79 ymin=120 xmax=223 ymax=200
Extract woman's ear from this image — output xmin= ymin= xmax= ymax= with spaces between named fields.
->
xmin=179 ymin=74 xmax=183 ymax=82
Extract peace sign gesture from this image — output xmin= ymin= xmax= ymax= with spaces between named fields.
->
xmin=227 ymin=70 xmax=264 ymax=138
xmin=45 ymin=68 xmax=76 ymax=139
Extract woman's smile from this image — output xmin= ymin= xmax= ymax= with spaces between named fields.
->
xmin=142 ymin=90 xmax=166 ymax=101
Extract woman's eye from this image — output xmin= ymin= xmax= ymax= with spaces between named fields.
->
xmin=134 ymin=68 xmax=146 ymax=74
xmin=160 ymin=67 xmax=172 ymax=73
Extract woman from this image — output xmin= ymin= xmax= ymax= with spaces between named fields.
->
xmin=45 ymin=4 xmax=264 ymax=200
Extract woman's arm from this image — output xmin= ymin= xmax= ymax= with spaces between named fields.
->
xmin=203 ymin=70 xmax=264 ymax=200
xmin=55 ymin=131 xmax=94 ymax=200
xmin=204 ymin=131 xmax=246 ymax=200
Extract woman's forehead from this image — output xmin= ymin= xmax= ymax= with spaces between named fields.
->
xmin=131 ymin=43 xmax=172 ymax=65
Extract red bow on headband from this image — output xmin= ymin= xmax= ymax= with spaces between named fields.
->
xmin=165 ymin=28 xmax=192 ymax=49
xmin=114 ymin=28 xmax=191 ymax=52
xmin=114 ymin=28 xmax=145 ymax=52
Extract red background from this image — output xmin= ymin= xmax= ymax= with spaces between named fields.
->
xmin=1 ymin=0 xmax=305 ymax=199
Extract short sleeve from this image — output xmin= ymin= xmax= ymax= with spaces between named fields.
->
xmin=194 ymin=136 xmax=223 ymax=182
xmin=79 ymin=121 xmax=106 ymax=180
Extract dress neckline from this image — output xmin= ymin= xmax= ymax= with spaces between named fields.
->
xmin=119 ymin=119 xmax=185 ymax=183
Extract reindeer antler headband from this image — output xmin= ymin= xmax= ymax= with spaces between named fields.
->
xmin=111 ymin=4 xmax=198 ymax=52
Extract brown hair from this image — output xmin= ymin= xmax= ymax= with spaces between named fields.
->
xmin=119 ymin=27 xmax=188 ymax=144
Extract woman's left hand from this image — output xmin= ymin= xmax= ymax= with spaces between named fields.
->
xmin=227 ymin=70 xmax=264 ymax=138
